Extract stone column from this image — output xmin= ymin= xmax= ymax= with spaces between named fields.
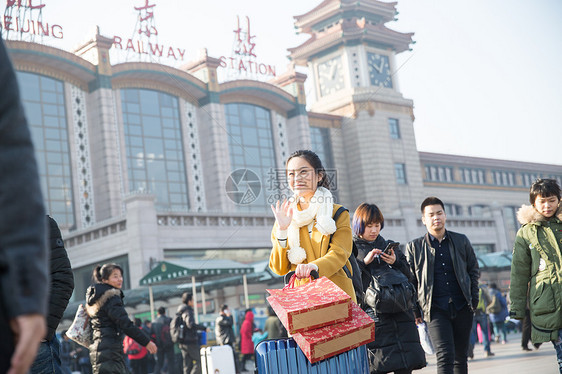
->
xmin=124 ymin=194 xmax=159 ymax=288
xmin=74 ymin=28 xmax=124 ymax=221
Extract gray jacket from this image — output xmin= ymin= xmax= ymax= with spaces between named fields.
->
xmin=177 ymin=304 xmax=205 ymax=345
xmin=405 ymin=231 xmax=480 ymax=322
xmin=215 ymin=313 xmax=235 ymax=346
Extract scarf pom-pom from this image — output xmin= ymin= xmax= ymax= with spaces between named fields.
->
xmin=287 ymin=246 xmax=307 ymax=265
xmin=315 ymin=215 xmax=337 ymax=236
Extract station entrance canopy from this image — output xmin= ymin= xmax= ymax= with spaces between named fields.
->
xmin=139 ymin=259 xmax=254 ymax=286
xmin=139 ymin=259 xmax=255 ymax=322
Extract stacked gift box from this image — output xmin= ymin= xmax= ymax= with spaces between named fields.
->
xmin=267 ymin=276 xmax=375 ymax=363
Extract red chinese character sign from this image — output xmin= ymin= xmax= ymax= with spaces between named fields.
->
xmin=219 ymin=15 xmax=276 ymax=82
xmin=234 ymin=15 xmax=255 ymax=58
xmin=111 ymin=0 xmax=186 ymax=63
xmin=134 ymin=0 xmax=157 ymax=37
xmin=1 ymin=0 xmax=64 ymax=42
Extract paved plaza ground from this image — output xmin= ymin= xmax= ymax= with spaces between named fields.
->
xmin=424 ymin=331 xmax=558 ymax=373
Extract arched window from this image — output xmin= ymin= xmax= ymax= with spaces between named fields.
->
xmin=16 ymin=72 xmax=75 ymax=228
xmin=121 ymin=88 xmax=189 ymax=211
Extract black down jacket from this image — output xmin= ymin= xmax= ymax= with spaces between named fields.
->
xmin=85 ymin=283 xmax=150 ymax=374
xmin=355 ymin=235 xmax=426 ymax=373
xmin=45 ymin=216 xmax=74 ymax=341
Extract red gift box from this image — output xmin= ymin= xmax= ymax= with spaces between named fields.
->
xmin=267 ymin=276 xmax=351 ymax=334
xmin=291 ymin=302 xmax=375 ymax=363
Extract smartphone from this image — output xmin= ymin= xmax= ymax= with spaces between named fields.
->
xmin=383 ymin=242 xmax=400 ymax=254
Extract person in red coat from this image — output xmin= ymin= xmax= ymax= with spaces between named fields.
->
xmin=240 ymin=309 xmax=255 ymax=371
xmin=123 ymin=318 xmax=149 ymax=374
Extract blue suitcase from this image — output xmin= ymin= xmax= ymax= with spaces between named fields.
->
xmin=255 ymin=338 xmax=369 ymax=374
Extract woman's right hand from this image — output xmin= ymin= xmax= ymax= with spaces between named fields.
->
xmin=364 ymin=248 xmax=383 ymax=265
xmin=146 ymin=340 xmax=157 ymax=354
xmin=270 ymin=199 xmax=293 ymax=230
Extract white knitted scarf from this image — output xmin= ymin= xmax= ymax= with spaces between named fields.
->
xmin=286 ymin=187 xmax=337 ymax=265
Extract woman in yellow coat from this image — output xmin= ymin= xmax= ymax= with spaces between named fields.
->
xmin=269 ymin=150 xmax=356 ymax=302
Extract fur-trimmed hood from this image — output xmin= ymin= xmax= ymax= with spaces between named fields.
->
xmin=85 ymin=283 xmax=122 ymax=317
xmin=517 ymin=204 xmax=562 ymax=225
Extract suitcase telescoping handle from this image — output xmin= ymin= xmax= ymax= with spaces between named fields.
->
xmin=283 ymin=270 xmax=319 ymax=286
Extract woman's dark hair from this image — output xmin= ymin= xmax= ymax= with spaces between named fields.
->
xmin=285 ymin=150 xmax=330 ymax=189
xmin=352 ymin=203 xmax=385 ymax=236
xmin=529 ymin=178 xmax=561 ymax=204
xmin=92 ymin=263 xmax=123 ymax=283
xmin=182 ymin=292 xmax=193 ymax=304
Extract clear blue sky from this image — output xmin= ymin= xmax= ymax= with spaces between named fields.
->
xmin=3 ymin=0 xmax=561 ymax=165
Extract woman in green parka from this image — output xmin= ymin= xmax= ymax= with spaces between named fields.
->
xmin=510 ymin=178 xmax=562 ymax=373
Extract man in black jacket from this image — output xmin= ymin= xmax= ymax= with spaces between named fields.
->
xmin=153 ymin=306 xmax=176 ymax=374
xmin=30 ymin=216 xmax=75 ymax=374
xmin=405 ymin=197 xmax=480 ymax=374
xmin=0 ymin=38 xmax=49 ymax=374
xmin=177 ymin=293 xmax=206 ymax=374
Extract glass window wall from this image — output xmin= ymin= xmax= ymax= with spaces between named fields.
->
xmin=121 ymin=89 xmax=189 ymax=211
xmin=16 ymin=72 xmax=75 ymax=228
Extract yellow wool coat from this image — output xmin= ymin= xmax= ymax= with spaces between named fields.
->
xmin=269 ymin=204 xmax=356 ymax=303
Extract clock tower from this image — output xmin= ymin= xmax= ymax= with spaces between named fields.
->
xmin=289 ymin=0 xmax=425 ymax=223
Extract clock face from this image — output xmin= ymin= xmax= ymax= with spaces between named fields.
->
xmin=317 ymin=56 xmax=345 ymax=97
xmin=367 ymin=52 xmax=393 ymax=88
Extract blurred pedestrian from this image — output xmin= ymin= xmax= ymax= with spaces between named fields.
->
xmin=30 ymin=216 xmax=74 ymax=374
xmin=153 ymin=306 xmax=176 ymax=374
xmin=60 ymin=332 xmax=74 ymax=374
xmin=471 ymin=284 xmax=495 ymax=358
xmin=521 ymin=308 xmax=533 ymax=351
xmin=510 ymin=178 xmax=562 ymax=372
xmin=85 ymin=263 xmax=157 ymax=374
xmin=215 ymin=304 xmax=239 ymax=373
xmin=263 ymin=307 xmax=283 ymax=340
xmin=75 ymin=346 xmax=91 ymax=374
xmin=124 ymin=318 xmax=149 ymax=374
xmin=0 ymin=37 xmax=49 ymax=374
xmin=240 ymin=309 xmax=255 ymax=372
xmin=487 ymin=283 xmax=508 ymax=344
xmin=176 ymin=292 xmax=206 ymax=374
xmin=142 ymin=319 xmax=156 ymax=372
xmin=251 ymin=329 xmax=267 ymax=347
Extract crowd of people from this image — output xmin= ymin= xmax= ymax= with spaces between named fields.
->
xmin=2 ymin=32 xmax=561 ymax=374
xmin=269 ymin=150 xmax=562 ymax=374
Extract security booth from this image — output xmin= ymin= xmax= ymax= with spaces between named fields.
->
xmin=139 ymin=259 xmax=255 ymax=322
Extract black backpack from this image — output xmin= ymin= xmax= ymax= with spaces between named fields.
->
xmin=170 ymin=312 xmax=186 ymax=344
xmin=364 ymin=265 xmax=415 ymax=314
xmin=157 ymin=318 xmax=173 ymax=348
xmin=329 ymin=207 xmax=364 ymax=304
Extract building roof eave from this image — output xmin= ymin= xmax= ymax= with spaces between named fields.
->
xmin=111 ymin=62 xmax=208 ymax=101
xmin=7 ymin=40 xmax=97 ymax=90
xmin=294 ymin=0 xmax=397 ymax=34
xmin=219 ymin=79 xmax=297 ymax=113
xmin=289 ymin=23 xmax=413 ymax=64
